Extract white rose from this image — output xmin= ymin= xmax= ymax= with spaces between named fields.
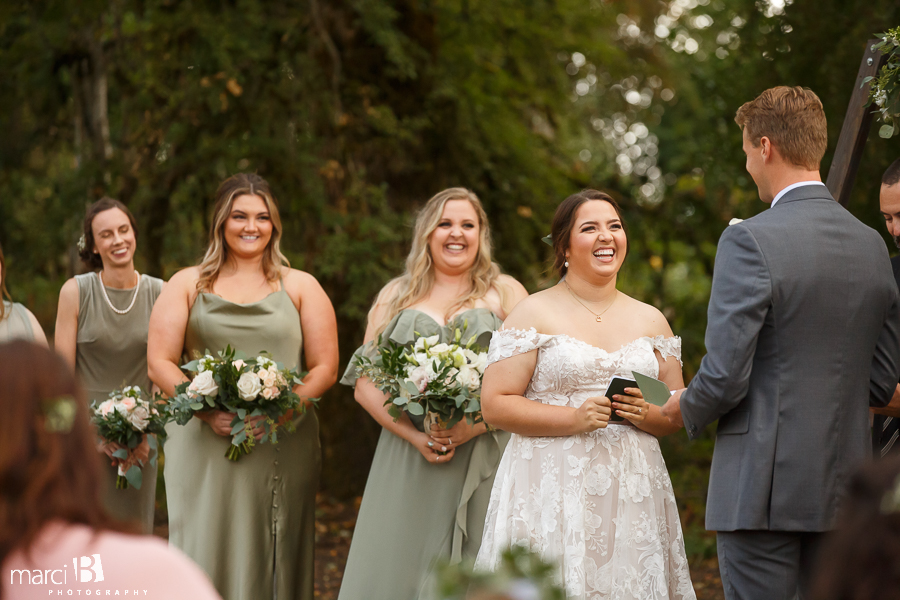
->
xmin=129 ymin=405 xmax=150 ymax=430
xmin=411 ymin=352 xmax=429 ymax=366
xmin=237 ymin=371 xmax=262 ymax=401
xmin=188 ymin=370 xmax=219 ymax=397
xmin=98 ymin=399 xmax=116 ymax=417
xmin=407 ymin=365 xmax=434 ymax=393
xmin=429 ymin=343 xmax=451 ymax=356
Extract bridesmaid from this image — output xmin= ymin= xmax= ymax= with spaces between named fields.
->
xmin=55 ymin=198 xmax=164 ymax=533
xmin=0 ymin=241 xmax=48 ymax=344
xmin=338 ymin=187 xmax=528 ymax=600
xmin=148 ymin=173 xmax=338 ymax=600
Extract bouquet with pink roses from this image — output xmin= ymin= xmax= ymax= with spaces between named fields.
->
xmin=90 ymin=386 xmax=170 ymax=489
xmin=170 ymin=346 xmax=312 ymax=461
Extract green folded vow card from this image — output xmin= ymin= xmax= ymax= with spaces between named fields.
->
xmin=631 ymin=371 xmax=672 ymax=407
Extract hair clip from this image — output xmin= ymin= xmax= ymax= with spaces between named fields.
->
xmin=541 ymin=234 xmax=552 ymax=246
xmin=43 ymin=395 xmax=77 ymax=433
xmin=77 ymin=234 xmax=86 ymax=253
xmin=880 ymin=474 xmax=900 ymax=515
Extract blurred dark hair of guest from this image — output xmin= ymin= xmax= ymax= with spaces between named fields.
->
xmin=0 ymin=341 xmax=131 ymax=566
xmin=809 ymin=456 xmax=900 ymax=600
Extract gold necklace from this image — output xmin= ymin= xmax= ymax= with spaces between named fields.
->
xmin=564 ymin=280 xmax=617 ymax=323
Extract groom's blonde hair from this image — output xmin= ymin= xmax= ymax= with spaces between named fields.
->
xmin=735 ymin=86 xmax=827 ymax=171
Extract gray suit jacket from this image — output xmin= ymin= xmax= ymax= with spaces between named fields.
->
xmin=681 ymin=184 xmax=900 ymax=532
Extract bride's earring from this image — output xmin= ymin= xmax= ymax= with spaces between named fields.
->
xmin=564 ymin=260 xmax=569 ymax=268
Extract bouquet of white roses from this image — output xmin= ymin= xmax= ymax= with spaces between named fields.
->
xmin=865 ymin=27 xmax=900 ymax=138
xmin=91 ymin=386 xmax=170 ymax=490
xmin=169 ymin=346 xmax=312 ymax=461
xmin=356 ymin=326 xmax=488 ymax=431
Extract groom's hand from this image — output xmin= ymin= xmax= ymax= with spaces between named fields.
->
xmin=660 ymin=388 xmax=686 ymax=429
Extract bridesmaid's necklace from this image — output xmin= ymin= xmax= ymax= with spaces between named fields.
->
xmin=99 ymin=270 xmax=141 ymax=315
xmin=564 ymin=280 xmax=617 ymax=323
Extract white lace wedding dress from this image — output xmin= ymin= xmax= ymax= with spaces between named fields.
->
xmin=475 ymin=328 xmax=696 ymax=600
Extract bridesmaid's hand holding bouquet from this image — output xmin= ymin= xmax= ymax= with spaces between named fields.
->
xmin=170 ymin=346 xmax=315 ymax=461
xmin=91 ymin=385 xmax=170 ymax=489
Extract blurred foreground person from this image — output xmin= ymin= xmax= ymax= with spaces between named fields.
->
xmin=809 ymin=456 xmax=900 ymax=600
xmin=0 ymin=242 xmax=47 ymax=345
xmin=0 ymin=341 xmax=220 ymax=600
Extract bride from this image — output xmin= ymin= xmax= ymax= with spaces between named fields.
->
xmin=475 ymin=189 xmax=696 ymax=600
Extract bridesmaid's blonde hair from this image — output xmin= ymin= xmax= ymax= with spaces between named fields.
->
xmin=196 ymin=173 xmax=290 ymax=292
xmin=370 ymin=187 xmax=508 ymax=338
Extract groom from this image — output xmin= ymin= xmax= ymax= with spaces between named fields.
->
xmin=661 ymin=86 xmax=900 ymax=599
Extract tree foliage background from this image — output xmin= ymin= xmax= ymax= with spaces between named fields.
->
xmin=2 ymin=0 xmax=900 ymax=559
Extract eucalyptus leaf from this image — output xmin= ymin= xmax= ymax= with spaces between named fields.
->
xmin=124 ymin=465 xmax=143 ymax=490
xmin=112 ymin=448 xmax=128 ymax=460
xmin=881 ymin=124 xmax=896 ymax=138
xmin=406 ymin=402 xmax=425 ymax=415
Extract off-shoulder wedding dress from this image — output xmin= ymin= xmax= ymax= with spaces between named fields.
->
xmin=475 ymin=328 xmax=696 ymax=600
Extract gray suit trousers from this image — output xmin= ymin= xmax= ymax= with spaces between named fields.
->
xmin=717 ymin=531 xmax=823 ymax=600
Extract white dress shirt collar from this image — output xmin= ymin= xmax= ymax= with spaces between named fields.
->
xmin=771 ymin=181 xmax=826 ymax=207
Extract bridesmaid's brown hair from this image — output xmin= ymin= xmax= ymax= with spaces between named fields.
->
xmin=0 ymin=342 xmax=131 ymax=568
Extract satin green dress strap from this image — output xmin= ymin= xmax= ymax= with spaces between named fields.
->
xmin=0 ymin=301 xmax=35 ymax=342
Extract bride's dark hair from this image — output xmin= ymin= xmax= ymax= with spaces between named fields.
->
xmin=550 ymin=189 xmax=626 ymax=277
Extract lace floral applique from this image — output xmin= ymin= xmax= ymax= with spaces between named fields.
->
xmin=649 ymin=335 xmax=683 ymax=367
xmin=486 ymin=327 xmax=551 ymax=367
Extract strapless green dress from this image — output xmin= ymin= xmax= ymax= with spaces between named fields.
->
xmin=164 ymin=289 xmax=320 ymax=600
xmin=338 ymin=308 xmax=510 ymax=600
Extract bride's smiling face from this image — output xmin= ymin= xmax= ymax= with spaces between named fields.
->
xmin=223 ymin=194 xmax=273 ymax=258
xmin=565 ymin=200 xmax=627 ymax=280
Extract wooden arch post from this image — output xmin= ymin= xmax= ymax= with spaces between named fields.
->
xmin=826 ymin=39 xmax=888 ymax=207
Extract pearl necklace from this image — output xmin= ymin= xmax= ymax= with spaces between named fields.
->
xmin=98 ymin=270 xmax=141 ymax=315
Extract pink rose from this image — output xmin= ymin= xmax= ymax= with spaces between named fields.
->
xmin=261 ymin=386 xmax=279 ymax=400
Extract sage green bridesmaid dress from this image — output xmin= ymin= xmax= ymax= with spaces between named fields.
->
xmin=164 ymin=285 xmax=320 ymax=600
xmin=338 ymin=308 xmax=510 ymax=600
xmin=74 ymin=272 xmax=164 ymax=534
xmin=0 ymin=301 xmax=35 ymax=342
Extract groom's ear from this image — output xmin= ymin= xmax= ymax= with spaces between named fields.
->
xmin=759 ymin=136 xmax=773 ymax=161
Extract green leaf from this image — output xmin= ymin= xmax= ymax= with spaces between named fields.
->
xmin=124 ymin=465 xmax=143 ymax=490
xmin=237 ymin=408 xmax=247 ymax=420
xmin=406 ymin=402 xmax=425 ymax=415
xmin=112 ymin=448 xmax=128 ymax=459
xmin=233 ymin=430 xmax=247 ymax=444
xmin=190 ymin=402 xmax=204 ymax=410
xmin=880 ymin=124 xmax=896 ymax=138
xmin=231 ymin=421 xmax=246 ymax=435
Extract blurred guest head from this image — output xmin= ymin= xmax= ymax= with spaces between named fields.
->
xmin=370 ymin=187 xmax=507 ymax=337
xmin=0 ymin=241 xmax=10 ymax=321
xmin=0 ymin=341 xmax=125 ymax=566
xmin=809 ymin=456 xmax=900 ymax=600
xmin=79 ymin=197 xmax=139 ymax=271
xmin=735 ymin=86 xmax=827 ymax=202
xmin=197 ymin=172 xmax=289 ymax=292
xmin=880 ymin=158 xmax=900 ymax=248
xmin=550 ymin=189 xmax=626 ymax=279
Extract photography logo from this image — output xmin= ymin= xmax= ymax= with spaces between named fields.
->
xmin=8 ymin=554 xmax=104 ymax=585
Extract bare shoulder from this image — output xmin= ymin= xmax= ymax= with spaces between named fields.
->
xmin=282 ymin=267 xmax=324 ymax=294
xmin=500 ymin=286 xmax=559 ymax=332
xmin=58 ymin=277 xmax=79 ymax=302
xmin=167 ymin=266 xmax=201 ymax=289
xmin=496 ymin=273 xmax=528 ymax=297
xmin=618 ymin=293 xmax=674 ymax=337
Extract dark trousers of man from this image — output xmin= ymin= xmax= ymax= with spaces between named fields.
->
xmin=717 ymin=531 xmax=824 ymax=600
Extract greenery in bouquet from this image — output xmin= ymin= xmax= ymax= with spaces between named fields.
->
xmin=429 ymin=545 xmax=566 ymax=600
xmin=356 ymin=325 xmax=489 ymax=429
xmin=865 ymin=27 xmax=900 ymax=138
xmin=90 ymin=385 xmax=170 ymax=490
xmin=169 ymin=346 xmax=312 ymax=461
